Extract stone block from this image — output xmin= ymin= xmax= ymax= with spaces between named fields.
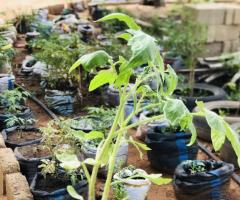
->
xmin=0 ymin=135 xmax=5 ymax=148
xmin=0 ymin=148 xmax=20 ymax=195
xmin=207 ymin=25 xmax=240 ymax=42
xmin=223 ymin=40 xmax=232 ymax=52
xmin=201 ymin=42 xmax=223 ymax=57
xmin=231 ymin=39 xmax=240 ymax=51
xmin=6 ymin=173 xmax=33 ymax=200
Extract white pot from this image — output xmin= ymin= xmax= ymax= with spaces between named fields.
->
xmin=113 ymin=174 xmax=151 ymax=200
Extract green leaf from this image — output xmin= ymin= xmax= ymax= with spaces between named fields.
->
xmin=67 ymin=186 xmax=84 ymax=200
xmin=97 ymin=13 xmax=141 ymax=30
xmin=163 ymin=99 xmax=189 ymax=126
xmin=117 ymin=32 xmax=132 ymax=41
xmin=84 ymin=158 xmax=96 ymax=165
xmin=141 ymin=174 xmax=172 ymax=185
xmin=84 ymin=131 xmax=104 ymax=140
xmin=72 ymin=130 xmax=85 ymax=141
xmin=128 ymin=137 xmax=151 ymax=159
xmin=126 ymin=30 xmax=164 ymax=70
xmin=56 ymin=153 xmax=81 ymax=170
xmin=69 ymin=50 xmax=111 ymax=73
xmin=89 ymin=69 xmax=117 ymax=91
xmin=205 ymin=110 xmax=226 ymax=151
xmin=160 ymin=65 xmax=178 ymax=96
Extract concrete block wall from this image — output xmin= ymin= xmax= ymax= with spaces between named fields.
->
xmin=186 ymin=3 xmax=240 ymax=57
xmin=0 ymin=137 xmax=33 ymax=200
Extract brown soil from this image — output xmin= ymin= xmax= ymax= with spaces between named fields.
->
xmin=18 ymin=144 xmax=50 ymax=159
xmin=7 ymin=130 xmax=41 ymax=143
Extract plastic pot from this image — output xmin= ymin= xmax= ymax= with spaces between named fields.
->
xmin=81 ymin=139 xmax=128 ymax=177
xmin=174 ymin=160 xmax=234 ymax=200
xmin=2 ymin=126 xmax=42 ymax=149
xmin=175 ymin=83 xmax=227 ymax=111
xmin=14 ymin=144 xmax=51 ymax=183
xmin=193 ymin=101 xmax=240 ymax=142
xmin=30 ymin=173 xmax=88 ymax=200
xmin=44 ymin=89 xmax=79 ymax=116
xmin=145 ymin=129 xmax=198 ymax=174
xmin=113 ymin=173 xmax=151 ymax=200
xmin=0 ymin=74 xmax=15 ymax=93
xmin=220 ymin=123 xmax=240 ymax=168
xmin=101 ymin=85 xmax=119 ymax=107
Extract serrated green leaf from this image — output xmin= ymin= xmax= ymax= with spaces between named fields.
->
xmin=97 ymin=13 xmax=141 ymax=30
xmin=67 ymin=186 xmax=84 ymax=200
xmin=89 ymin=69 xmax=117 ymax=91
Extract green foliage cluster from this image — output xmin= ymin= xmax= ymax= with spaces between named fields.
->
xmin=0 ymin=88 xmax=30 ymax=113
xmin=0 ymin=36 xmax=15 ymax=67
xmin=29 ymin=33 xmax=94 ymax=89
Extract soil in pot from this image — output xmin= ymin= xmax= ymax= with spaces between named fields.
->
xmin=3 ymin=127 xmax=42 ymax=149
xmin=145 ymin=126 xmax=198 ymax=174
xmin=174 ymin=83 xmax=226 ymax=111
xmin=15 ymin=144 xmax=51 ymax=183
xmin=174 ymin=160 xmax=234 ymax=200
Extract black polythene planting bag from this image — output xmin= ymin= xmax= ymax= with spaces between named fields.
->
xmin=145 ymin=129 xmax=198 ymax=174
xmin=173 ymin=160 xmax=234 ymax=200
xmin=30 ymin=173 xmax=88 ymax=200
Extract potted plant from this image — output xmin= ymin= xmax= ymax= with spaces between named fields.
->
xmin=2 ymin=116 xmax=40 ymax=149
xmin=193 ymin=100 xmax=240 ymax=142
xmin=0 ymin=35 xmax=15 ymax=74
xmin=67 ymin=13 xmax=240 ymax=200
xmin=31 ymin=153 xmax=88 ymax=200
xmin=174 ymin=160 xmax=234 ymax=200
xmin=220 ymin=123 xmax=240 ymax=168
xmin=14 ymin=143 xmax=51 ymax=183
xmin=0 ymin=88 xmax=33 ymax=130
xmin=145 ymin=123 xmax=198 ymax=174
xmin=113 ymin=165 xmax=170 ymax=200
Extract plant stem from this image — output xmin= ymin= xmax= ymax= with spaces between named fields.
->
xmin=88 ymin=95 xmax=125 ymax=200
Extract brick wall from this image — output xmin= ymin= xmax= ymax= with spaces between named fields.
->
xmin=186 ymin=3 xmax=240 ymax=56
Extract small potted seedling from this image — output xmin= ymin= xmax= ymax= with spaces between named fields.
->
xmin=2 ymin=116 xmax=41 ymax=149
xmin=0 ymin=88 xmax=33 ymax=130
xmin=113 ymin=165 xmax=171 ymax=200
xmin=174 ymin=160 xmax=234 ymax=200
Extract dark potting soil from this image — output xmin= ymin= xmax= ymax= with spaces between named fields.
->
xmin=212 ymin=108 xmax=240 ymax=117
xmin=7 ymin=130 xmax=41 ymax=143
xmin=35 ymin=176 xmax=71 ymax=193
xmin=18 ymin=144 xmax=50 ymax=159
xmin=174 ymin=88 xmax=213 ymax=97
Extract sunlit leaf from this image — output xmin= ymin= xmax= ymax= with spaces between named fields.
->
xmin=67 ymin=186 xmax=84 ymax=200
xmin=97 ymin=13 xmax=140 ymax=30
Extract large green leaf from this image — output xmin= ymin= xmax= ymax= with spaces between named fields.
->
xmin=84 ymin=131 xmax=105 ymax=140
xmin=69 ymin=50 xmax=111 ymax=73
xmin=56 ymin=152 xmax=81 ymax=170
xmin=67 ymin=186 xmax=84 ymax=200
xmin=97 ymin=13 xmax=141 ymax=30
xmin=89 ymin=69 xmax=117 ymax=91
xmin=126 ymin=30 xmax=164 ymax=70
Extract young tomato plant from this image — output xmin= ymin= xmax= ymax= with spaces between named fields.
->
xmin=67 ymin=13 xmax=240 ymax=200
